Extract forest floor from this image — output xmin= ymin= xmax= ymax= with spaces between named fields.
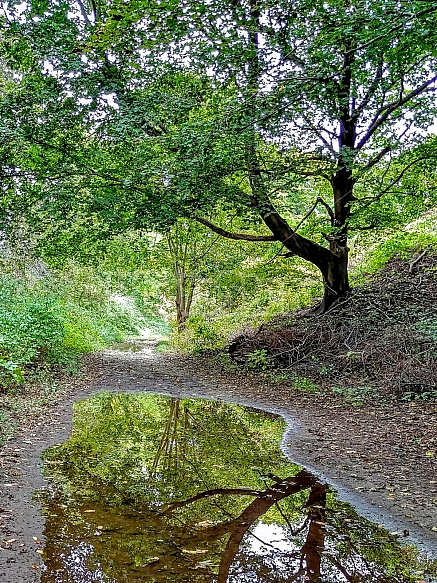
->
xmin=1 ymin=253 xmax=437 ymax=581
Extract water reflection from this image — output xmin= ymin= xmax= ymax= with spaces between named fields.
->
xmin=38 ymin=393 xmax=436 ymax=582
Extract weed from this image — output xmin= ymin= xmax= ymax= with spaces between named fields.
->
xmin=291 ymin=376 xmax=320 ymax=394
xmin=271 ymin=372 xmax=292 ymax=384
xmin=246 ymin=349 xmax=272 ymax=371
xmin=400 ymin=387 xmax=437 ymax=402
xmin=332 ymin=385 xmax=378 ymax=406
xmin=0 ymin=356 xmax=24 ymax=389
xmin=319 ymin=364 xmax=335 ymax=376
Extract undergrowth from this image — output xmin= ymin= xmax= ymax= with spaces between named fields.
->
xmin=0 ymin=258 xmax=166 ymax=389
xmin=227 ymin=252 xmax=437 ymax=403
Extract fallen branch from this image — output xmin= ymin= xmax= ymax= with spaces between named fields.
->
xmin=409 ymin=250 xmax=427 ymax=274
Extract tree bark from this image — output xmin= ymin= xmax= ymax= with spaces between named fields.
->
xmin=246 ymin=151 xmax=350 ymax=314
xmin=174 ymin=270 xmax=195 ymax=330
xmin=167 ymin=233 xmax=196 ymax=330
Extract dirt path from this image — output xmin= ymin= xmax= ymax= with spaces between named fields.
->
xmin=0 ymin=343 xmax=436 ymax=582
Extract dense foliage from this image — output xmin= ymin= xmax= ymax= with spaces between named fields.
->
xmin=0 ymin=243 xmax=165 ymax=389
xmin=0 ymin=0 xmax=436 ymax=314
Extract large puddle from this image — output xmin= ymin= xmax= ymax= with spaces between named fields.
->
xmin=38 ymin=392 xmax=436 ymax=582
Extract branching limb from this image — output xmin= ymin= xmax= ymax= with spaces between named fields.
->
xmin=195 ymin=217 xmax=277 ymax=241
xmin=362 ymin=146 xmax=391 ymax=172
xmin=352 ymin=154 xmax=437 ymax=215
xmin=314 ymin=197 xmax=335 ymax=225
xmin=357 ymin=75 xmax=437 ymax=150
xmin=76 ymin=0 xmax=92 ymax=26
xmin=356 ymin=59 xmax=385 ymax=115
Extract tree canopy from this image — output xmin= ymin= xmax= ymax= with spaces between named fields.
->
xmin=1 ymin=0 xmax=437 ymax=312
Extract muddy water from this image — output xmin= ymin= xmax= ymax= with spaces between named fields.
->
xmin=37 ymin=393 xmax=436 ymax=582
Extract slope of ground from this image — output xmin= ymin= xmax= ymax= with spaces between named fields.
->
xmin=228 ymin=252 xmax=437 ymax=402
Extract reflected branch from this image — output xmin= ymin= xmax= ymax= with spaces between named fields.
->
xmin=158 ymin=487 xmax=264 ymax=515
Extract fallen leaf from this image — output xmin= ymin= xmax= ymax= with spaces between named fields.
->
xmin=36 ymin=549 xmax=44 ymax=555
xmin=32 ymin=537 xmax=42 ymax=544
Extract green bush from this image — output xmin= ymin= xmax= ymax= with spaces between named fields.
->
xmin=246 ymin=349 xmax=272 ymax=371
xmin=352 ymin=229 xmax=437 ymax=278
xmin=0 ymin=276 xmax=65 ymax=364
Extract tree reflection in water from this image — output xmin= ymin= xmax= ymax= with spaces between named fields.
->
xmin=39 ymin=393 xmax=436 ymax=583
xmin=159 ymin=470 xmax=327 ymax=582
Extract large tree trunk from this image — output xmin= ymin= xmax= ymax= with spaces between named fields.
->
xmin=246 ymin=161 xmax=351 ymax=313
xmin=314 ymin=243 xmax=350 ymax=315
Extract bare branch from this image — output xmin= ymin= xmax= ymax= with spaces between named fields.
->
xmin=409 ymin=250 xmax=427 ymax=274
xmin=356 ymin=75 xmax=437 ymax=150
xmin=314 ymin=197 xmax=335 ymax=225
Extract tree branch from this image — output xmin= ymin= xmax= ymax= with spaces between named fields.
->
xmin=195 ymin=217 xmax=277 ymax=241
xmin=362 ymin=146 xmax=391 ymax=172
xmin=346 ymin=5 xmax=437 ymax=56
xmin=351 ymin=154 xmax=437 ymax=217
xmin=355 ymin=59 xmax=385 ymax=115
xmin=76 ymin=0 xmax=92 ymax=26
xmin=291 ymin=197 xmax=335 ymax=232
xmin=356 ymin=75 xmax=437 ymax=150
